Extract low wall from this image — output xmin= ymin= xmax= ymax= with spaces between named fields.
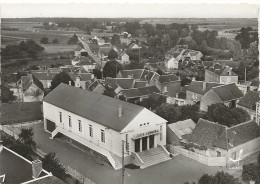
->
xmin=168 ymin=145 xmax=226 ymax=167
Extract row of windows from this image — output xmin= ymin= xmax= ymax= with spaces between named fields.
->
xmin=59 ymin=112 xmax=105 ymax=143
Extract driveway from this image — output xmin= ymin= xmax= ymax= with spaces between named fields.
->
xmin=6 ymin=122 xmax=242 ymax=184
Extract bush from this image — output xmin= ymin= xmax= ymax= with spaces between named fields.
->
xmin=242 ymin=162 xmax=260 ymax=184
xmin=40 ymin=37 xmax=49 ymax=44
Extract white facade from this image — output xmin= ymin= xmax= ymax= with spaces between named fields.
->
xmin=165 ymin=58 xmax=178 ymax=69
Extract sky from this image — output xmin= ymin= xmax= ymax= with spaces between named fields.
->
xmin=1 ymin=3 xmax=259 ymax=18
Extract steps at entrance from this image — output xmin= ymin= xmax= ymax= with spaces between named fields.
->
xmin=109 ymin=152 xmax=122 ymax=170
xmin=137 ymin=146 xmax=171 ymax=169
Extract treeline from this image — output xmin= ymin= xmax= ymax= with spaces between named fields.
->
xmin=1 ymin=39 xmax=44 ymax=61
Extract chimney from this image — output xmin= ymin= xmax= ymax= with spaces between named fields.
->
xmin=32 ymin=160 xmax=42 ymax=178
xmin=176 ymin=93 xmax=179 ymax=98
xmin=203 ymin=81 xmax=207 ymax=91
xmin=192 ymin=77 xmax=196 ymax=81
xmin=69 ymin=81 xmax=71 ymax=86
xmin=118 ymin=105 xmax=122 ymax=117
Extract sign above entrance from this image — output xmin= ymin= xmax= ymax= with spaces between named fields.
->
xmin=133 ymin=129 xmax=160 ymax=139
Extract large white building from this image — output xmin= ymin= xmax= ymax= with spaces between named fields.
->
xmin=43 ymin=84 xmax=170 ymax=170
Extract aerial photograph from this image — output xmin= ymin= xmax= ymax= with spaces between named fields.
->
xmin=0 ymin=2 xmax=259 ymax=184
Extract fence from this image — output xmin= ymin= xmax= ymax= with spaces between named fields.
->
xmin=168 ymin=145 xmax=226 ymax=167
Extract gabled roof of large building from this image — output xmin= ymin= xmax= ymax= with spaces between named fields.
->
xmin=237 ymin=90 xmax=260 ymax=110
xmin=133 ymin=81 xmax=148 ymax=88
xmin=211 ymin=83 xmax=243 ymax=102
xmin=43 ymin=83 xmax=145 ymax=132
xmin=158 ymin=74 xmax=179 ymax=83
xmin=189 ymin=119 xmax=260 ymax=150
xmin=21 ymin=74 xmax=44 ymax=91
xmin=187 ymin=81 xmax=222 ymax=95
xmin=168 ymin=119 xmax=196 ymax=139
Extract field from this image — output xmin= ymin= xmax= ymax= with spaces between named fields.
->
xmin=2 ymin=21 xmax=43 ymax=29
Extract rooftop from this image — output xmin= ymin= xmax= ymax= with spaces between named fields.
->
xmin=211 ymin=83 xmax=243 ymax=102
xmin=121 ymin=86 xmax=160 ymax=99
xmin=237 ymin=90 xmax=260 ymax=110
xmin=187 ymin=81 xmax=222 ymax=95
xmin=168 ymin=119 xmax=196 ymax=139
xmin=43 ymin=83 xmax=145 ymax=132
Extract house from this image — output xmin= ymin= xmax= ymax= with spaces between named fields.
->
xmin=119 ymin=86 xmax=161 ymax=102
xmin=129 ymin=43 xmax=142 ymax=50
xmin=150 ymin=74 xmax=181 ymax=97
xmin=105 ymin=77 xmax=135 ymax=94
xmin=74 ymin=46 xmax=87 ymax=57
xmin=71 ymin=56 xmax=96 ymax=71
xmin=31 ymin=70 xmax=60 ymax=89
xmin=186 ymin=81 xmax=222 ymax=105
xmin=200 ymin=83 xmax=244 ymax=112
xmin=167 ymin=119 xmax=196 ymax=145
xmin=68 ymin=73 xmax=94 ymax=89
xmin=88 ymin=80 xmax=106 ymax=95
xmin=205 ymin=66 xmax=238 ymax=84
xmin=183 ymin=50 xmax=203 ymax=62
xmin=43 ymin=84 xmax=170 ymax=170
xmin=117 ymin=52 xmax=130 ymax=64
xmin=117 ymin=69 xmax=158 ymax=82
xmin=19 ymin=74 xmax=45 ymax=102
xmin=98 ymin=46 xmax=115 ymax=59
xmin=237 ymin=91 xmax=260 ymax=121
xmin=167 ymin=92 xmax=188 ymax=106
xmin=0 ymin=144 xmax=64 ymax=184
xmin=164 ymin=57 xmax=178 ymax=69
xmin=189 ymin=119 xmax=260 ymax=167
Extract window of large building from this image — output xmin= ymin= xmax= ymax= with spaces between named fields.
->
xmin=160 ymin=125 xmax=163 ymax=141
xmin=78 ymin=120 xmax=82 ymax=132
xmin=59 ymin=112 xmax=62 ymax=123
xmin=89 ymin=125 xmax=93 ymax=137
xmin=101 ymin=129 xmax=105 ymax=143
xmin=68 ymin=116 xmax=72 ymax=127
xmin=126 ymin=134 xmax=129 ymax=155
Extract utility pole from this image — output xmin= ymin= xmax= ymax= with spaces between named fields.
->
xmin=245 ymin=68 xmax=247 ymax=83
xmin=122 ymin=140 xmax=125 ymax=184
xmin=101 ymin=52 xmax=103 ymax=80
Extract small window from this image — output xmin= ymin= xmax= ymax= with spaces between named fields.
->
xmin=160 ymin=125 xmax=163 ymax=141
xmin=59 ymin=112 xmax=62 ymax=123
xmin=140 ymin=124 xmax=142 ymax=126
xmin=78 ymin=120 xmax=82 ymax=132
xmin=68 ymin=116 xmax=72 ymax=127
xmin=101 ymin=129 xmax=105 ymax=143
xmin=89 ymin=125 xmax=93 ymax=137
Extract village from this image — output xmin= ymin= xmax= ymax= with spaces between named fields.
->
xmin=0 ymin=14 xmax=260 ymax=184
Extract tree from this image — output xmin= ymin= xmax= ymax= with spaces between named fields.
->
xmin=198 ymin=171 xmax=241 ymax=184
xmin=111 ymin=34 xmax=121 ymax=46
xmin=68 ymin=34 xmax=78 ymax=45
xmin=136 ymin=96 xmax=166 ymax=110
xmin=242 ymin=163 xmax=260 ymax=184
xmin=42 ymin=152 xmax=67 ymax=180
xmin=155 ymin=103 xmax=181 ymax=123
xmin=50 ymin=72 xmax=75 ymax=90
xmin=93 ymin=69 xmax=102 ymax=79
xmin=107 ymin=49 xmax=118 ymax=60
xmin=1 ymin=85 xmax=16 ymax=103
xmin=179 ymin=105 xmax=200 ymax=122
xmin=156 ymin=69 xmax=166 ymax=75
xmin=103 ymin=60 xmax=122 ymax=78
xmin=40 ymin=37 xmax=49 ymax=44
xmin=19 ymin=128 xmax=36 ymax=151
xmin=205 ymin=103 xmax=250 ymax=127
xmin=52 ymin=38 xmax=59 ymax=44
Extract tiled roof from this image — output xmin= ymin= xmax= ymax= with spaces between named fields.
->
xmin=187 ymin=81 xmax=222 ymax=95
xmin=68 ymin=73 xmax=93 ymax=82
xmin=250 ymin=77 xmax=259 ymax=87
xmin=32 ymin=72 xmax=59 ymax=81
xmin=214 ymin=60 xmax=238 ymax=69
xmin=168 ymin=119 xmax=196 ymax=139
xmin=105 ymin=78 xmax=135 ymax=90
xmin=117 ymin=69 xmax=144 ymax=79
xmin=75 ymin=56 xmax=95 ymax=65
xmin=99 ymin=46 xmax=113 ymax=54
xmin=214 ymin=121 xmax=260 ymax=149
xmin=134 ymin=81 xmax=148 ymax=88
xmin=212 ymin=83 xmax=243 ymax=102
xmin=158 ymin=74 xmax=179 ymax=83
xmin=43 ymin=83 xmax=145 ymax=132
xmin=237 ymin=90 xmax=260 ymax=110
xmin=189 ymin=118 xmax=227 ymax=148
xmin=215 ymin=66 xmax=238 ymax=76
xmin=121 ymin=86 xmax=160 ymax=99
xmin=21 ymin=74 xmax=44 ymax=91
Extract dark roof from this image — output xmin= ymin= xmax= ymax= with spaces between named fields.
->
xmin=134 ymin=81 xmax=148 ymax=88
xmin=212 ymin=83 xmax=243 ymax=101
xmin=214 ymin=60 xmax=238 ymax=69
xmin=214 ymin=121 xmax=260 ymax=150
xmin=250 ymin=77 xmax=259 ymax=87
xmin=88 ymin=80 xmax=104 ymax=91
xmin=189 ymin=118 xmax=226 ymax=148
xmin=43 ymin=83 xmax=145 ymax=132
xmin=105 ymin=78 xmax=135 ymax=90
xmin=117 ymin=69 xmax=144 ymax=79
xmin=187 ymin=81 xmax=222 ymax=95
xmin=32 ymin=72 xmax=59 ymax=81
xmin=215 ymin=66 xmax=237 ymax=76
xmin=237 ymin=91 xmax=260 ymax=109
xmin=121 ymin=86 xmax=160 ymax=99
xmin=190 ymin=119 xmax=260 ymax=150
xmin=21 ymin=74 xmax=44 ymax=91
xmin=140 ymin=70 xmax=158 ymax=81
xmin=68 ymin=73 xmax=93 ymax=81
xmin=158 ymin=74 xmax=179 ymax=83
xmin=99 ymin=46 xmax=113 ymax=54
xmin=75 ymin=56 xmax=95 ymax=65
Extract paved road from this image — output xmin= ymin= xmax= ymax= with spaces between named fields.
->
xmin=7 ymin=123 xmax=242 ymax=184
xmin=78 ymin=37 xmax=102 ymax=67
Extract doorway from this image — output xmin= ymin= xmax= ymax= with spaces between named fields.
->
xmin=142 ymin=137 xmax=148 ymax=151
xmin=135 ymin=139 xmax=140 ymax=152
xmin=149 ymin=135 xmax=155 ymax=149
